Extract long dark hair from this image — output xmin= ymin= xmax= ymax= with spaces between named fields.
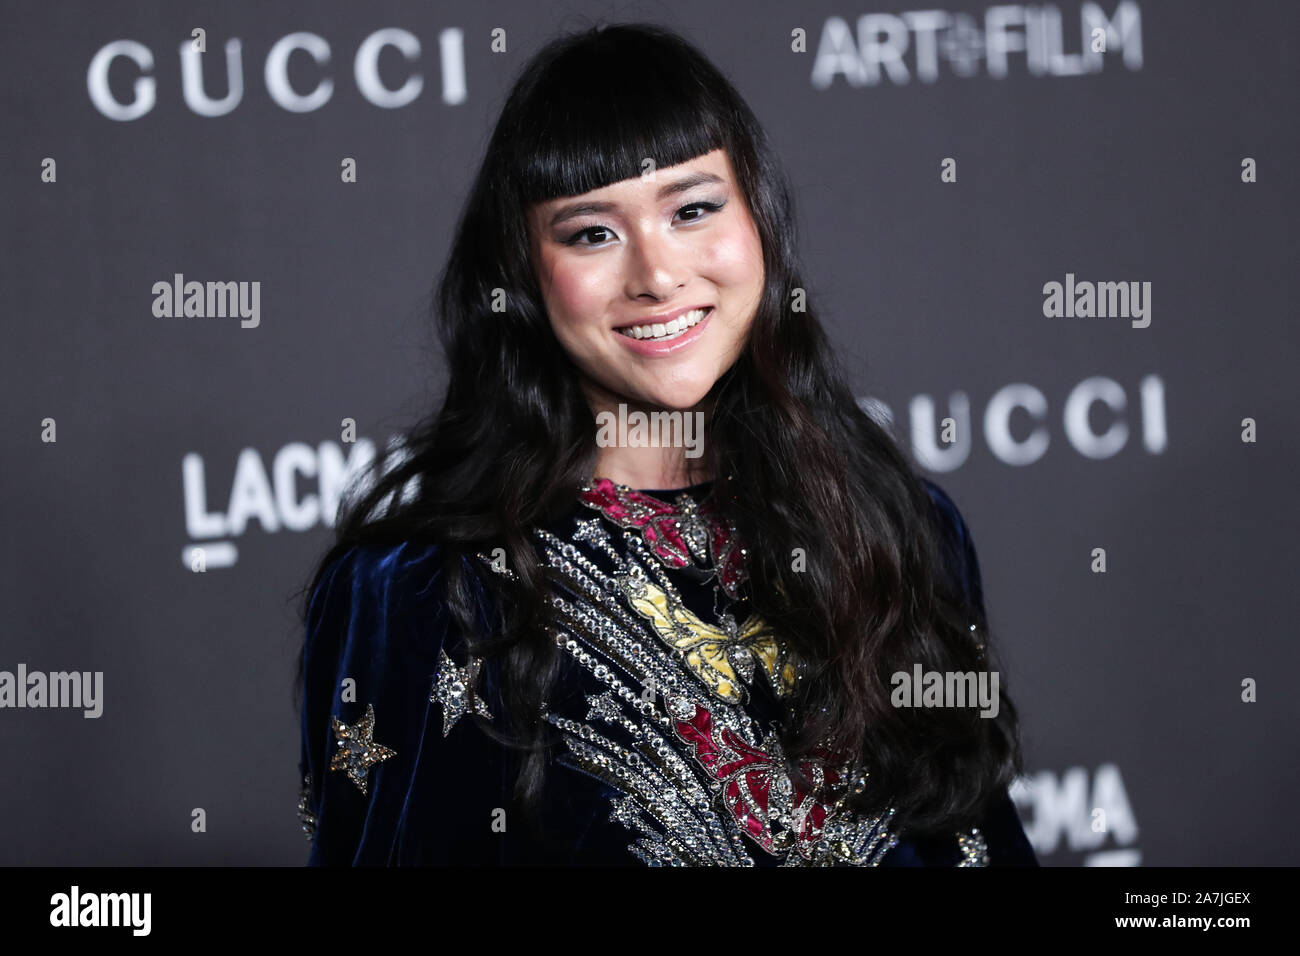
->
xmin=295 ymin=21 xmax=1023 ymax=837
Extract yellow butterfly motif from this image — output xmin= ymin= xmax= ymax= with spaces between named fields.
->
xmin=620 ymin=577 xmax=799 ymax=704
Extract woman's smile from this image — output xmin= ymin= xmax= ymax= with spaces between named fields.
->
xmin=613 ymin=306 xmax=713 ymax=355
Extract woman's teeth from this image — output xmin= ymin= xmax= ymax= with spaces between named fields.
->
xmin=616 ymin=307 xmax=710 ymax=340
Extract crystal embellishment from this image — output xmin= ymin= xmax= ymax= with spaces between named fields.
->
xmin=431 ymin=648 xmax=493 ymax=737
xmin=471 ymin=481 xmax=998 ymax=867
xmin=329 ymin=703 xmax=396 ymax=796
xmin=297 ymin=772 xmax=317 ymax=842
xmin=957 ymin=827 xmax=990 ymax=866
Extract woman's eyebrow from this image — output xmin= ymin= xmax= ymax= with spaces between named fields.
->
xmin=547 ymin=171 xmax=726 ymax=227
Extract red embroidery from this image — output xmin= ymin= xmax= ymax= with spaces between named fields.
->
xmin=671 ymin=699 xmax=848 ymax=857
xmin=706 ymin=510 xmax=747 ymax=603
xmin=579 ymin=477 xmax=748 ymax=599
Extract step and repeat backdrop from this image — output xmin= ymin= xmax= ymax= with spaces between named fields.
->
xmin=1 ymin=0 xmax=1295 ymax=865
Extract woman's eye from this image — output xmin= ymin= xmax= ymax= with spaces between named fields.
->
xmin=565 ymin=226 xmax=614 ymax=246
xmin=677 ymin=200 xmax=724 ymax=222
xmin=562 ymin=200 xmax=724 ymax=247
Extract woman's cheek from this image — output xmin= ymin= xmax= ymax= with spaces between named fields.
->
xmin=555 ymin=265 xmax=611 ymax=335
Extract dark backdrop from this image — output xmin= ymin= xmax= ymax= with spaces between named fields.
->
xmin=1 ymin=0 xmax=1296 ymax=864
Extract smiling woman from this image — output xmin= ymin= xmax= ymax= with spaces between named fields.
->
xmin=293 ymin=21 xmax=1037 ymax=867
xmin=526 ymin=148 xmax=762 ymax=465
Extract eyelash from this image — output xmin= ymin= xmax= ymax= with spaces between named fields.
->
xmin=562 ymin=200 xmax=726 ymax=247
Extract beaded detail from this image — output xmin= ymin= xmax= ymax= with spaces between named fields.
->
xmin=297 ymin=773 xmax=317 ymax=843
xmin=431 ymin=648 xmax=493 ymax=736
xmin=507 ymin=484 xmax=896 ymax=865
xmin=328 ymin=703 xmax=396 ymax=796
xmin=578 ymin=478 xmax=748 ymax=600
xmin=957 ymin=827 xmax=990 ymax=865
xmin=469 ymin=482 xmax=988 ymax=867
xmin=299 ymin=481 xmax=1002 ymax=865
xmin=619 ymin=575 xmax=798 ymax=704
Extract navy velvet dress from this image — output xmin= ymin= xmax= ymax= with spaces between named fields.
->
xmin=296 ymin=477 xmax=1038 ymax=866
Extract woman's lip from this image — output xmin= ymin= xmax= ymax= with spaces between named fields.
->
xmin=613 ymin=307 xmax=712 ymax=357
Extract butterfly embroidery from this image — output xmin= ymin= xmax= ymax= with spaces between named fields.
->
xmin=619 ymin=576 xmax=798 ymax=704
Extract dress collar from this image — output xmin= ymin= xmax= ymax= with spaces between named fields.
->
xmin=577 ymin=477 xmax=747 ymax=599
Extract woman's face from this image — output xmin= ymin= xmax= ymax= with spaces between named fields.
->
xmin=526 ymin=148 xmax=765 ymax=413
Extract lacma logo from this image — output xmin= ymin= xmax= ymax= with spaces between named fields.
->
xmin=1011 ymin=763 xmax=1140 ymax=865
xmin=181 ymin=434 xmax=406 ymax=569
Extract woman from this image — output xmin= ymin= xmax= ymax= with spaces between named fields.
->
xmin=294 ymin=22 xmax=1037 ymax=867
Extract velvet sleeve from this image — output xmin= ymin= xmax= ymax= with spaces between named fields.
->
xmin=297 ymin=541 xmax=475 ymax=865
xmin=920 ymin=478 xmax=1040 ymax=866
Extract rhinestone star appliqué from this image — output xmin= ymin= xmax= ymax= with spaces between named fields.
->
xmin=329 ymin=702 xmax=396 ymax=795
xmin=431 ymin=648 xmax=493 ymax=736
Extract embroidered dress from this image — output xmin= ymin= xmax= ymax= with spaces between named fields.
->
xmin=297 ymin=478 xmax=1037 ymax=866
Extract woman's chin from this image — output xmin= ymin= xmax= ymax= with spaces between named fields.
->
xmin=636 ymin=392 xmax=711 ymax=413
xmin=588 ymin=369 xmax=717 ymax=413
xmin=626 ymin=376 xmax=717 ymax=412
